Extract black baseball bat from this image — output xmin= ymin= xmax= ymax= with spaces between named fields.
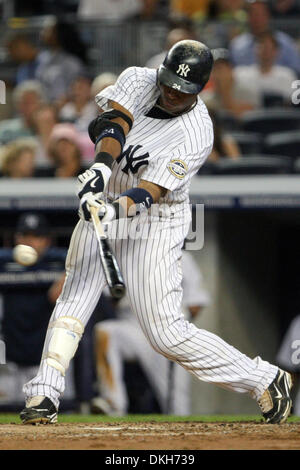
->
xmin=90 ymin=205 xmax=126 ymax=299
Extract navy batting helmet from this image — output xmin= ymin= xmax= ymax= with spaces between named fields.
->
xmin=157 ymin=40 xmax=214 ymax=94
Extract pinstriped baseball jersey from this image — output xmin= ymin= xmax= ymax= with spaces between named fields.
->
xmin=96 ymin=67 xmax=213 ymax=205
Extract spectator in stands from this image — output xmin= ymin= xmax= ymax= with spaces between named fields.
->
xmin=0 ymin=212 xmax=68 ymax=404
xmin=229 ymin=0 xmax=300 ymax=75
xmin=145 ymin=27 xmax=197 ymax=69
xmin=36 ymin=17 xmax=86 ymax=106
xmin=207 ymin=108 xmax=241 ymax=161
xmin=47 ymin=123 xmax=87 ymax=177
xmin=91 ymin=72 xmax=118 ymax=97
xmin=32 ymin=104 xmax=59 ymax=165
xmin=270 ymin=0 xmax=300 ymax=17
xmin=78 ymin=0 xmax=158 ymax=20
xmin=0 ymin=81 xmax=14 ymax=122
xmin=0 ymin=139 xmax=37 ymax=178
xmin=59 ymin=75 xmax=97 ymax=132
xmin=207 ymin=0 xmax=248 ymax=42
xmin=233 ymin=31 xmax=297 ymax=108
xmin=6 ymin=33 xmax=43 ymax=85
xmin=208 ymin=0 xmax=247 ymax=22
xmin=0 ymin=80 xmax=45 ymax=145
xmin=201 ymin=48 xmax=254 ymax=117
xmin=169 ymin=0 xmax=211 ymax=21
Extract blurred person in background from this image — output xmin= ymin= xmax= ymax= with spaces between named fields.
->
xmin=90 ymin=73 xmax=118 ymax=97
xmin=233 ymin=31 xmax=297 ymax=108
xmin=145 ymin=27 xmax=197 ymax=69
xmin=0 ymin=80 xmax=44 ymax=145
xmin=36 ymin=17 xmax=87 ymax=106
xmin=229 ymin=0 xmax=300 ymax=75
xmin=78 ymin=0 xmax=158 ymax=20
xmin=270 ymin=0 xmax=300 ymax=17
xmin=78 ymin=0 xmax=159 ymax=70
xmin=0 ymin=213 xmax=68 ymax=405
xmin=207 ymin=108 xmax=241 ymax=161
xmin=0 ymin=139 xmax=37 ymax=178
xmin=32 ymin=104 xmax=59 ymax=165
xmin=59 ymin=75 xmax=98 ymax=132
xmin=206 ymin=0 xmax=248 ymax=42
xmin=169 ymin=0 xmax=211 ymax=21
xmin=201 ymin=48 xmax=254 ymax=117
xmin=47 ymin=123 xmax=87 ymax=177
xmin=208 ymin=0 xmax=247 ymax=22
xmin=5 ymin=33 xmax=43 ymax=85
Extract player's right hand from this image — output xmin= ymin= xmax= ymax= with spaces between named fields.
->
xmin=77 ymin=164 xmax=106 ymax=199
xmin=78 ymin=192 xmax=104 ymax=221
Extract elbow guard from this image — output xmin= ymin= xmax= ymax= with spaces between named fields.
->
xmin=89 ymin=117 xmax=125 ymax=150
xmin=88 ymin=109 xmax=133 ymax=151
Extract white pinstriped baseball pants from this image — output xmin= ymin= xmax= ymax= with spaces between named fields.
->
xmin=23 ymin=214 xmax=278 ymax=409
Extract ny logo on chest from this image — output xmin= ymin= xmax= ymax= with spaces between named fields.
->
xmin=117 ymin=145 xmax=149 ymax=175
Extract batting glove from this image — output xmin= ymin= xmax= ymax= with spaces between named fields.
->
xmin=77 ymin=163 xmax=112 ymax=199
xmin=79 ymin=194 xmax=116 ymax=224
xmin=78 ymin=192 xmax=104 ymax=221
xmin=98 ymin=202 xmax=116 ymax=225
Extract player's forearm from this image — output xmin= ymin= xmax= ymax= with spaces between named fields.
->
xmin=94 ymin=137 xmax=122 ymax=161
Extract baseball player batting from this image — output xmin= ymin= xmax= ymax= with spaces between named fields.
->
xmin=21 ymin=40 xmax=292 ymax=424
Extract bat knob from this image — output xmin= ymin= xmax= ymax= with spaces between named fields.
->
xmin=110 ymin=284 xmax=126 ymax=299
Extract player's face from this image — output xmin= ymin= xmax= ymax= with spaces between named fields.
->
xmin=158 ymin=84 xmax=197 ymax=115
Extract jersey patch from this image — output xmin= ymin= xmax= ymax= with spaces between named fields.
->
xmin=167 ymin=159 xmax=188 ymax=179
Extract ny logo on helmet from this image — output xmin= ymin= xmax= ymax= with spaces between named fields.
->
xmin=176 ymin=64 xmax=191 ymax=77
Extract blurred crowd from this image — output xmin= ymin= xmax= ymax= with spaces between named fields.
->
xmin=0 ymin=1 xmax=300 ymax=414
xmin=0 ymin=1 xmax=299 ymax=178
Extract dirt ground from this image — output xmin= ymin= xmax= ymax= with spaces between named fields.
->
xmin=0 ymin=421 xmax=299 ymax=450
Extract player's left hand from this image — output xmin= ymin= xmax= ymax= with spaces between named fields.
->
xmin=79 ymin=193 xmax=116 ymax=224
xmin=79 ymin=192 xmax=104 ymax=221
xmin=98 ymin=201 xmax=116 ymax=225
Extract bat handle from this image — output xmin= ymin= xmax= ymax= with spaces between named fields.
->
xmin=89 ymin=205 xmax=106 ymax=239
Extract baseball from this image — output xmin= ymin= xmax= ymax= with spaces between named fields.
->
xmin=13 ymin=244 xmax=38 ymax=266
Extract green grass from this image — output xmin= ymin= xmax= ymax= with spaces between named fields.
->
xmin=1 ymin=413 xmax=300 ymax=425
